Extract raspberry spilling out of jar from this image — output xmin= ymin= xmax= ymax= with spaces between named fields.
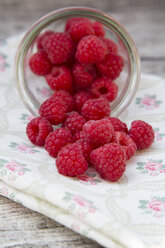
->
xmin=26 ymin=17 xmax=155 ymax=182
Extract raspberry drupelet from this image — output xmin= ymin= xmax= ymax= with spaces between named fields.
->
xmin=52 ymin=90 xmax=74 ymax=112
xmin=90 ymin=77 xmax=118 ymax=102
xmin=39 ymin=96 xmax=66 ymax=125
xmin=90 ymin=143 xmax=126 ymax=182
xmin=62 ymin=111 xmax=86 ymax=135
xmin=83 ymin=119 xmax=114 ymax=147
xmin=45 ymin=66 xmax=72 ymax=91
xmin=81 ymin=98 xmax=111 ymax=120
xmin=26 ymin=117 xmax=53 ymax=146
xmin=29 ymin=50 xmax=52 ymax=76
xmin=45 ymin=128 xmax=72 ymax=158
xmin=129 ymin=120 xmax=155 ymax=150
xmin=56 ymin=143 xmax=88 ymax=177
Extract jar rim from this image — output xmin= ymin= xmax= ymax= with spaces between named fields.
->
xmin=15 ymin=6 xmax=140 ymax=117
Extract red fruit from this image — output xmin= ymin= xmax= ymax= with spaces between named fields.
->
xmin=74 ymin=91 xmax=93 ymax=113
xmin=72 ymin=131 xmax=86 ymax=142
xmin=56 ymin=143 xmax=88 ymax=177
xmin=45 ymin=66 xmax=72 ymax=91
xmin=83 ymin=119 xmax=114 ymax=146
xmin=42 ymin=32 xmax=73 ymax=64
xmin=90 ymin=143 xmax=126 ymax=182
xmin=29 ymin=50 xmax=52 ymax=76
xmin=65 ymin=17 xmax=90 ymax=31
xmin=72 ymin=63 xmax=97 ymax=90
xmin=26 ymin=117 xmax=53 ymax=146
xmin=45 ymin=128 xmax=72 ymax=158
xmin=129 ymin=120 xmax=155 ymax=150
xmin=90 ymin=78 xmax=118 ymax=102
xmin=39 ymin=97 xmax=66 ymax=125
xmin=92 ymin=21 xmax=105 ymax=37
xmin=102 ymin=38 xmax=118 ymax=54
xmin=81 ymin=98 xmax=110 ymax=120
xmin=76 ymin=35 xmax=107 ymax=64
xmin=112 ymin=131 xmax=137 ymax=160
xmin=106 ymin=117 xmax=128 ymax=133
xmin=37 ymin=30 xmax=54 ymax=50
xmin=76 ymin=139 xmax=93 ymax=162
xmin=97 ymin=53 xmax=124 ymax=80
xmin=62 ymin=111 xmax=86 ymax=135
xmin=52 ymin=90 xmax=74 ymax=112
xmin=69 ymin=19 xmax=94 ymax=42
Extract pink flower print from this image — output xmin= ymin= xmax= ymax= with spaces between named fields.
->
xmin=71 ymin=223 xmax=80 ymax=232
xmin=27 ymin=115 xmax=35 ymax=121
xmin=142 ymin=96 xmax=158 ymax=109
xmin=88 ymin=207 xmax=96 ymax=213
xmin=17 ymin=144 xmax=34 ymax=154
xmin=5 ymin=161 xmax=21 ymax=172
xmin=38 ymin=87 xmax=52 ymax=98
xmin=0 ymin=54 xmax=6 ymax=71
xmin=18 ymin=170 xmax=25 ymax=176
xmin=74 ymin=195 xmax=87 ymax=207
xmin=148 ymin=199 xmax=165 ymax=212
xmin=144 ymin=161 xmax=162 ymax=172
xmin=2 ymin=187 xmax=8 ymax=196
xmin=77 ymin=175 xmax=96 ymax=185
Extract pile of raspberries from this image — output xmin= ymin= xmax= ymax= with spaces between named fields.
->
xmin=26 ymin=17 xmax=155 ymax=182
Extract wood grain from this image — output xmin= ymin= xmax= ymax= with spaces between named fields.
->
xmin=0 ymin=1 xmax=165 ymax=247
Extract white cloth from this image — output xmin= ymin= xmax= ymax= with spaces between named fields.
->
xmin=0 ymin=34 xmax=165 ymax=248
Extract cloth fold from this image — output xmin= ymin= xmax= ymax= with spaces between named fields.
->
xmin=0 ymin=34 xmax=165 ymax=248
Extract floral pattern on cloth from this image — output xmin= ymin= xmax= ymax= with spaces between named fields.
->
xmin=154 ymin=128 xmax=165 ymax=141
xmin=138 ymin=196 xmax=165 ymax=218
xmin=136 ymin=94 xmax=162 ymax=110
xmin=1 ymin=34 xmax=165 ymax=248
xmin=9 ymin=142 xmax=39 ymax=154
xmin=63 ymin=192 xmax=97 ymax=218
xmin=136 ymin=159 xmax=165 ymax=176
xmin=0 ymin=53 xmax=9 ymax=71
xmin=0 ymin=159 xmax=31 ymax=182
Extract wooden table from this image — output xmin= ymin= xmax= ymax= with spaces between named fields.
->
xmin=0 ymin=1 xmax=165 ymax=247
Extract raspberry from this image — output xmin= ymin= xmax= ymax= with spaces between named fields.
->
xmin=73 ymin=91 xmax=93 ymax=113
xmin=76 ymin=35 xmax=107 ymax=64
xmin=52 ymin=90 xmax=74 ymax=112
xmin=97 ymin=53 xmax=124 ymax=80
xmin=101 ymin=38 xmax=118 ymax=54
xmin=45 ymin=66 xmax=72 ymax=91
xmin=42 ymin=32 xmax=73 ymax=64
xmin=90 ymin=143 xmax=126 ymax=182
xmin=76 ymin=139 xmax=93 ymax=162
xmin=106 ymin=117 xmax=128 ymax=133
xmin=37 ymin=30 xmax=54 ymax=50
xmin=72 ymin=63 xmax=97 ymax=90
xmin=81 ymin=98 xmax=110 ymax=120
xmin=45 ymin=128 xmax=72 ymax=157
xmin=92 ymin=21 xmax=105 ymax=37
xmin=112 ymin=131 xmax=137 ymax=160
xmin=39 ymin=97 xmax=66 ymax=125
xmin=72 ymin=131 xmax=86 ymax=142
xmin=69 ymin=19 xmax=94 ymax=42
xmin=29 ymin=50 xmax=52 ymax=76
xmin=65 ymin=17 xmax=90 ymax=31
xmin=62 ymin=111 xmax=86 ymax=135
xmin=129 ymin=120 xmax=155 ymax=150
xmin=90 ymin=78 xmax=118 ymax=102
xmin=26 ymin=117 xmax=53 ymax=146
xmin=56 ymin=143 xmax=88 ymax=177
xmin=83 ymin=119 xmax=114 ymax=147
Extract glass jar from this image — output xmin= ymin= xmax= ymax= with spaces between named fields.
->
xmin=14 ymin=6 xmax=140 ymax=117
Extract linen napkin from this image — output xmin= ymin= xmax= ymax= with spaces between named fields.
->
xmin=0 ymin=34 xmax=165 ymax=248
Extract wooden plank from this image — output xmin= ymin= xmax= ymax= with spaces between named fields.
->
xmin=0 ymin=196 xmax=102 ymax=248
